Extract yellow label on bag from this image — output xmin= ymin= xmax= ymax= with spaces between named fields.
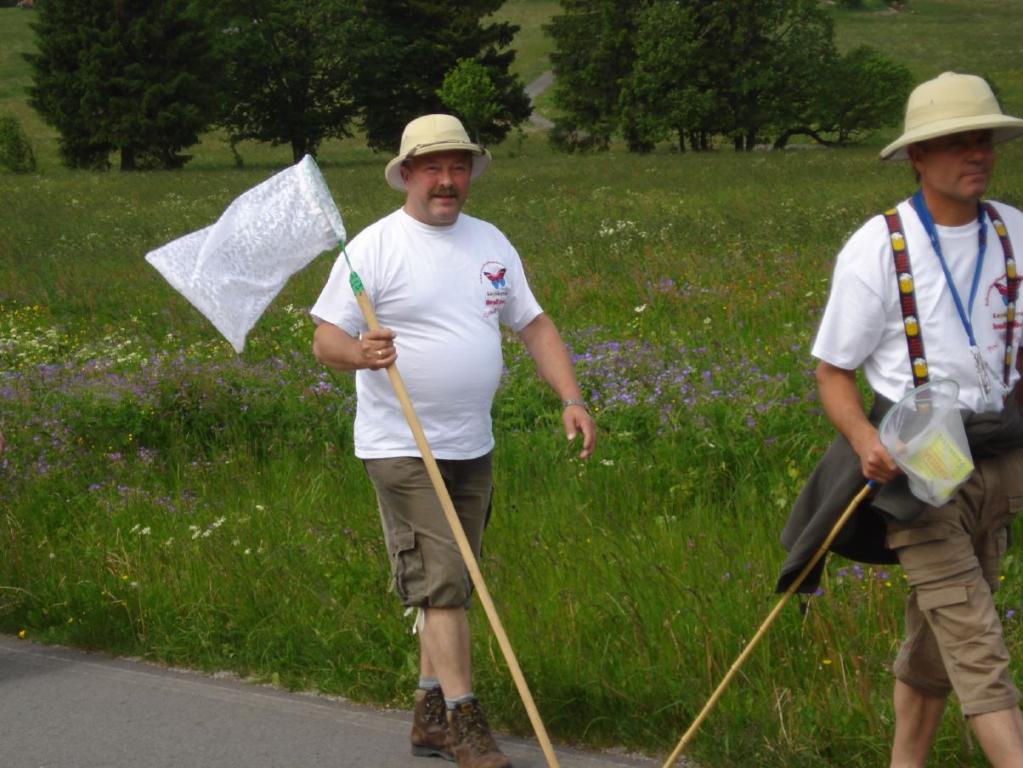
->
xmin=903 ymin=429 xmax=974 ymax=487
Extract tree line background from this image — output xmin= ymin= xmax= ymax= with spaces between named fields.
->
xmin=14 ymin=0 xmax=914 ymax=172
xmin=547 ymin=0 xmax=914 ymax=152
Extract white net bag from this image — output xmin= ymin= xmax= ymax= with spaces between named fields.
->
xmin=145 ymin=154 xmax=345 ymax=352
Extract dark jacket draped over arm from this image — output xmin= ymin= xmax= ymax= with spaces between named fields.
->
xmin=776 ymin=392 xmax=1023 ymax=594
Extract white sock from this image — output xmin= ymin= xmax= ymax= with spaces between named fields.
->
xmin=418 ymin=676 xmax=440 ymax=691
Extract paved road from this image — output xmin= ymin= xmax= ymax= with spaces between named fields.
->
xmin=0 ymin=635 xmax=662 ymax=768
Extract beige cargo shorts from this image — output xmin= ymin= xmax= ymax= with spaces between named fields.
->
xmin=885 ymin=447 xmax=1023 ymax=716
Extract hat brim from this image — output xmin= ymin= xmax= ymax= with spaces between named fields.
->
xmin=385 ymin=144 xmax=492 ymax=191
xmin=880 ymin=113 xmax=1023 ymax=160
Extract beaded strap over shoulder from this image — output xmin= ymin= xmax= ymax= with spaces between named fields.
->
xmin=982 ymin=203 xmax=1021 ymax=385
xmin=883 ymin=207 xmax=929 ymax=387
xmin=882 ymin=202 xmax=1020 ymax=389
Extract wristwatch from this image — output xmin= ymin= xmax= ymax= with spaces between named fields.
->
xmin=562 ymin=399 xmax=588 ymax=411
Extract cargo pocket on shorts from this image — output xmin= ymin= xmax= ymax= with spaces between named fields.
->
xmin=886 ymin=523 xmax=961 ymax=586
xmin=886 ymin=525 xmax=950 ymax=550
xmin=390 ymin=528 xmax=424 ymax=604
xmin=916 ymin=584 xmax=968 ymax=612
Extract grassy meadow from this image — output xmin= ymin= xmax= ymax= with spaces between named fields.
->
xmin=3 ymin=2 xmax=1023 ymax=765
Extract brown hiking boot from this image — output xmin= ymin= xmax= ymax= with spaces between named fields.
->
xmin=411 ymin=686 xmax=453 ymax=760
xmin=446 ymin=698 xmax=512 ymax=768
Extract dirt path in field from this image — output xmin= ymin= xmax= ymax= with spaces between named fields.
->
xmin=526 ymin=70 xmax=555 ymax=129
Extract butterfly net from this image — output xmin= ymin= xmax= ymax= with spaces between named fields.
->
xmin=145 ymin=155 xmax=345 ymax=352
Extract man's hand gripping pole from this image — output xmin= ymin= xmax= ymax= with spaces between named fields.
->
xmin=343 ymin=247 xmax=561 ymax=768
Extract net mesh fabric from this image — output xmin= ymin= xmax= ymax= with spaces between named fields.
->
xmin=145 ymin=155 xmax=345 ymax=352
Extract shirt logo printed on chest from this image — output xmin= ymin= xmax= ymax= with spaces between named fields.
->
xmin=986 ymin=275 xmax=1023 ymax=335
xmin=481 ymin=261 xmax=509 ymax=317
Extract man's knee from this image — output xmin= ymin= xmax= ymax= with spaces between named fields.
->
xmin=913 ymin=576 xmax=1019 ymax=715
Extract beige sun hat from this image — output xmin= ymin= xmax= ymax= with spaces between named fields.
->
xmin=384 ymin=114 xmax=492 ymax=191
xmin=881 ymin=72 xmax=1023 ymax=160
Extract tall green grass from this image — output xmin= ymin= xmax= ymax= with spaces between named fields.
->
xmin=3 ymin=3 xmax=1023 ymax=766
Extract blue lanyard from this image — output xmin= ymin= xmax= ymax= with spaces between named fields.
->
xmin=910 ymin=189 xmax=988 ymax=347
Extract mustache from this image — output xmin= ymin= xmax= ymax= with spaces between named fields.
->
xmin=430 ymin=186 xmax=458 ymax=197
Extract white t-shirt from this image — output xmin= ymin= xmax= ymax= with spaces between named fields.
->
xmin=813 ymin=199 xmax=1023 ymax=413
xmin=311 ymin=208 xmax=543 ymax=459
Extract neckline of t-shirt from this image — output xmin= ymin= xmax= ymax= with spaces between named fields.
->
xmin=901 ymin=200 xmax=983 ymax=239
xmin=397 ymin=207 xmax=464 ymax=236
xmin=933 ymin=219 xmax=980 ymax=238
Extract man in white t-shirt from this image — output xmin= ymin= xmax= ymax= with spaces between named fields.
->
xmin=311 ymin=114 xmax=595 ymax=768
xmin=794 ymin=73 xmax=1023 ymax=767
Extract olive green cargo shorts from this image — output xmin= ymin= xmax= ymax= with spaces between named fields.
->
xmin=363 ymin=453 xmax=493 ymax=609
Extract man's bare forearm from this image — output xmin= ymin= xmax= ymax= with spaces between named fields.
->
xmin=517 ymin=313 xmax=583 ymax=402
xmin=816 ymin=360 xmax=899 ymax=482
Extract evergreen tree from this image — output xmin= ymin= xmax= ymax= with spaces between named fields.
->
xmin=25 ymin=0 xmax=115 ymax=168
xmin=348 ymin=0 xmax=529 ymax=151
xmin=208 ymin=0 xmax=359 ymax=164
xmin=545 ymin=0 xmax=642 ymax=152
xmin=628 ymin=1 xmax=712 ymax=152
xmin=27 ymin=0 xmax=217 ymax=170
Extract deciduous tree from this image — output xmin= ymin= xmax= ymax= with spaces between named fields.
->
xmin=548 ymin=0 xmax=913 ymax=153
xmin=0 ymin=113 xmax=36 ymax=173
xmin=208 ymin=0 xmax=359 ymax=164
xmin=437 ymin=59 xmax=502 ymax=145
xmin=693 ymin=0 xmax=835 ymax=151
xmin=811 ymin=45 xmax=913 ymax=146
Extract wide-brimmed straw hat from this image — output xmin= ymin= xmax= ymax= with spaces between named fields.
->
xmin=881 ymin=72 xmax=1023 ymax=160
xmin=384 ymin=114 xmax=491 ymax=191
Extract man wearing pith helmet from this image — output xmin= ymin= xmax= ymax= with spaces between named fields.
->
xmin=310 ymin=114 xmax=595 ymax=767
xmin=779 ymin=73 xmax=1023 ymax=766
